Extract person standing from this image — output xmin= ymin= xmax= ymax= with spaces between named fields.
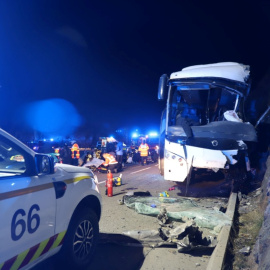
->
xmin=60 ymin=144 xmax=72 ymax=165
xmin=115 ymin=141 xmax=124 ymax=171
xmin=138 ymin=140 xmax=149 ymax=166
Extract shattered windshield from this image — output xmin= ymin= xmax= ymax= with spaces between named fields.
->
xmin=168 ymin=85 xmax=238 ymax=129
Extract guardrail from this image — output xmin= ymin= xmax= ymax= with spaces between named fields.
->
xmin=206 ymin=192 xmax=238 ymax=270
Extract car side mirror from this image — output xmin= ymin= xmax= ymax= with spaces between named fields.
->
xmin=35 ymin=154 xmax=55 ymax=175
xmin=158 ymin=74 xmax=168 ymax=100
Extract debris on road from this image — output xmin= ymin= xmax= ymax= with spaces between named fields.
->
xmin=118 ymin=199 xmax=124 ymax=205
xmin=125 ymin=191 xmax=151 ymax=196
xmin=123 ymin=195 xmax=231 ymax=232
xmin=159 ymin=191 xmax=169 ymax=197
xmin=157 ymin=207 xmax=169 ymax=225
xmin=123 ymin=219 xmax=217 ymax=252
xmin=239 ymin=246 xmax=251 ymax=255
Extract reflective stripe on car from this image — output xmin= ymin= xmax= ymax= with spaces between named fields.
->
xmin=0 ymin=176 xmax=91 ymax=201
xmin=0 ymin=231 xmax=66 ymax=270
xmin=0 ymin=183 xmax=54 ymax=201
xmin=63 ymin=175 xmax=91 ymax=184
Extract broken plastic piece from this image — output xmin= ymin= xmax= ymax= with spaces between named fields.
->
xmin=157 ymin=208 xmax=169 ymax=224
xmin=159 ymin=191 xmax=169 ymax=197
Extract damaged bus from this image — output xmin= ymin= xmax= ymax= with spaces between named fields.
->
xmin=158 ymin=62 xmax=257 ymax=187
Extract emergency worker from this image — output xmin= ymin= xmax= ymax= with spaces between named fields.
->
xmin=116 ymin=141 xmax=123 ymax=171
xmin=138 ymin=140 xmax=149 ymax=166
xmin=101 ymin=153 xmax=118 ymax=173
xmin=80 ymin=152 xmax=93 ymax=167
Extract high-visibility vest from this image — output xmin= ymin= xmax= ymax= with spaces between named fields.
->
xmin=138 ymin=144 xmax=149 ymax=156
xmin=71 ymin=143 xmax=80 ymax=159
xmin=102 ymin=153 xmax=118 ymax=166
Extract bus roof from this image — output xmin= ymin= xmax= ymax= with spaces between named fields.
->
xmin=170 ymin=62 xmax=250 ymax=83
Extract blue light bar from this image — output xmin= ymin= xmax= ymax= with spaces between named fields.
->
xmin=149 ymin=132 xmax=158 ymax=137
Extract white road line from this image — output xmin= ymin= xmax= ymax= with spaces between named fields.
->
xmin=98 ymin=180 xmax=106 ymax=184
xmin=130 ymin=167 xmax=151 ymax=174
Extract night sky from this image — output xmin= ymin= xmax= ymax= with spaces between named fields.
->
xmin=0 ymin=1 xmax=270 ymax=139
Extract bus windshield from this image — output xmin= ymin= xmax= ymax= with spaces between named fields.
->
xmin=168 ymin=85 xmax=238 ymax=130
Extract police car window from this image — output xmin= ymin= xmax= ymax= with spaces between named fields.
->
xmin=0 ymin=139 xmax=26 ymax=176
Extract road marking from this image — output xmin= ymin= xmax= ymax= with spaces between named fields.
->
xmin=130 ymin=167 xmax=151 ymax=174
xmin=98 ymin=180 xmax=106 ymax=184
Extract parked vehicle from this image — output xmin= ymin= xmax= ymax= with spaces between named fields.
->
xmin=0 ymin=128 xmax=102 ymax=269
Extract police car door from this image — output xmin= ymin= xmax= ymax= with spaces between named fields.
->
xmin=0 ymin=136 xmax=56 ymax=269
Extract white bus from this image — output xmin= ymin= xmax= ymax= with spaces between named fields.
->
xmin=157 ymin=62 xmax=257 ymax=186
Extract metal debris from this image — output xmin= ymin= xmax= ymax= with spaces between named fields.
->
xmin=239 ymin=246 xmax=251 ymax=255
xmin=123 ymin=220 xmax=217 ymax=252
xmin=157 ymin=208 xmax=169 ymax=225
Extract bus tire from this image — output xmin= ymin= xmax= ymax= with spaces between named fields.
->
xmin=159 ymin=156 xmax=164 ymax=176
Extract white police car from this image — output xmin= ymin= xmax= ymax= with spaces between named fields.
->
xmin=0 ymin=128 xmax=102 ymax=270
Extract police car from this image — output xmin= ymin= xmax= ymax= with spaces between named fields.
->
xmin=0 ymin=128 xmax=102 ymax=269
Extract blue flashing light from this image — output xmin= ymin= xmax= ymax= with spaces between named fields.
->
xmin=149 ymin=132 xmax=158 ymax=137
xmin=50 ymin=138 xmax=54 ymax=141
xmin=43 ymin=139 xmax=46 ymax=142
xmin=23 ymin=98 xmax=82 ymax=137
xmin=132 ymin=133 xmax=138 ymax=138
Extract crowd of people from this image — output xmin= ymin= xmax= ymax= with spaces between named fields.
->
xmin=57 ymin=139 xmax=158 ymax=173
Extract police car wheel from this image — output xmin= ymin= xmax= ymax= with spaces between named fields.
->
xmin=60 ymin=208 xmax=99 ymax=269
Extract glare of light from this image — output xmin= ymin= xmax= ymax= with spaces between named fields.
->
xmin=132 ymin=133 xmax=138 ymax=138
xmin=107 ymin=136 xmax=116 ymax=142
xmin=50 ymin=138 xmax=54 ymax=141
xmin=23 ymin=98 xmax=82 ymax=137
xmin=11 ymin=182 xmax=15 ymax=186
xmin=43 ymin=139 xmax=46 ymax=142
xmin=149 ymin=132 xmax=158 ymax=137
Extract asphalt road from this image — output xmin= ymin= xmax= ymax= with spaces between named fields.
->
xmin=34 ymin=161 xmax=232 ymax=270
xmin=88 ymin=162 xmax=230 ymax=270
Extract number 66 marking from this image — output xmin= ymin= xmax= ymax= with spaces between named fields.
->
xmin=11 ymin=204 xmax=40 ymax=241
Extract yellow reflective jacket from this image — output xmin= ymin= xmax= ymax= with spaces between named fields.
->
xmin=138 ymin=143 xmax=149 ymax=157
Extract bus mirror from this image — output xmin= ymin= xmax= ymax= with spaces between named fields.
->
xmin=158 ymin=74 xmax=168 ymax=100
